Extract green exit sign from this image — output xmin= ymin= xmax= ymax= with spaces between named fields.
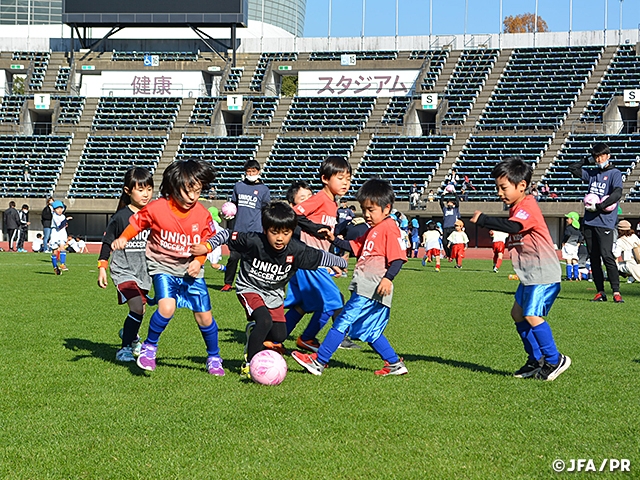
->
xmin=81 ymin=65 xmax=95 ymax=71
xmin=10 ymin=64 xmax=24 ymax=69
xmin=278 ymin=65 xmax=292 ymax=71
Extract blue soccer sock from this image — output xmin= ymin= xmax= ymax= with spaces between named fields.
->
xmin=515 ymin=321 xmax=542 ymax=362
xmin=199 ymin=320 xmax=220 ymax=357
xmin=145 ymin=310 xmax=172 ymax=346
xmin=316 ymin=327 xmax=345 ymax=364
xmin=573 ymin=264 xmax=580 ymax=279
xmin=60 ymin=251 xmax=67 ymax=265
xmin=530 ymin=322 xmax=560 ymax=365
xmin=51 ymin=254 xmax=58 ymax=268
xmin=301 ymin=310 xmax=333 ymax=341
xmin=369 ymin=335 xmax=399 ymax=364
xmin=565 ymin=264 xmax=572 ymax=279
xmin=285 ymin=308 xmax=305 ymax=335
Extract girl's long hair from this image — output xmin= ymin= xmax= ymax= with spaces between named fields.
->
xmin=116 ymin=167 xmax=154 ymax=211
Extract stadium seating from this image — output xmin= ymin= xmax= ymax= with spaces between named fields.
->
xmin=13 ymin=51 xmax=50 ymax=91
xmin=54 ymin=96 xmax=85 ymax=125
xmin=449 ymin=135 xmax=553 ymax=200
xmin=381 ymin=96 xmax=413 ymax=125
xmin=250 ymin=52 xmax=298 ymax=92
xmin=68 ymin=136 xmax=166 ymax=198
xmin=283 ymin=97 xmax=375 ymax=132
xmin=224 ymin=67 xmax=244 ymax=92
xmin=580 ymin=45 xmax=640 ymax=123
xmin=189 ymin=97 xmax=219 ymax=125
xmin=175 ymin=136 xmax=262 ymax=199
xmin=0 ymin=95 xmax=28 ymax=124
xmin=478 ymin=46 xmax=602 ymax=131
xmin=92 ymin=97 xmax=181 ymax=130
xmin=541 ymin=133 xmax=640 ymax=201
xmin=0 ymin=135 xmax=71 ymax=197
xmin=263 ymin=136 xmax=357 ymax=197
xmin=442 ymin=49 xmax=499 ymax=125
xmin=350 ymin=135 xmax=454 ymax=200
xmin=246 ymin=96 xmax=279 ymax=126
xmin=409 ymin=50 xmax=450 ymax=90
xmin=111 ymin=51 xmax=199 ymax=62
xmin=55 ymin=66 xmax=71 ymax=90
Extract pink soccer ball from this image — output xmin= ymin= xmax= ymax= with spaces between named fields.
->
xmin=599 ymin=195 xmax=617 ymax=213
xmin=444 ymin=184 xmax=455 ymax=194
xmin=249 ymin=350 xmax=288 ymax=386
xmin=221 ymin=201 xmax=237 ymax=219
xmin=583 ymin=193 xmax=600 ymax=212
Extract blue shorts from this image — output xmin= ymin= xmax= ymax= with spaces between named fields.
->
xmin=152 ymin=274 xmax=212 ymax=313
xmin=515 ymin=282 xmax=561 ymax=318
xmin=284 ymin=268 xmax=343 ymax=313
xmin=332 ymin=292 xmax=390 ymax=343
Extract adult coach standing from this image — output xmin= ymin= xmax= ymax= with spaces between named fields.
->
xmin=220 ymin=159 xmax=270 ymax=291
xmin=569 ymin=142 xmax=624 ymax=303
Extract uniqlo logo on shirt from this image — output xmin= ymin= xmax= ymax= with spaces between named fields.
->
xmin=254 ymin=190 xmax=258 ymax=195
xmin=232 ymin=232 xmax=238 ymax=240
xmin=514 ymin=209 xmax=530 ymax=221
xmin=286 ymin=255 xmax=294 ymax=263
xmin=192 ymin=224 xmax=199 ymax=232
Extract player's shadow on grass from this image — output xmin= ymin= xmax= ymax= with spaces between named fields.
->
xmin=63 ymin=337 xmax=147 ymax=375
xmin=474 ymin=289 xmax=515 ymax=296
xmin=397 ymin=353 xmax=512 ymax=376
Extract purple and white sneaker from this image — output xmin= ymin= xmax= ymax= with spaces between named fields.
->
xmin=206 ymin=356 xmax=225 ymax=376
xmin=136 ymin=343 xmax=157 ymax=371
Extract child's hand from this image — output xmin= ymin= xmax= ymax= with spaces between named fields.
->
xmin=376 ymin=278 xmax=393 ymax=297
xmin=190 ymin=243 xmax=208 ymax=255
xmin=470 ymin=211 xmax=482 ymax=223
xmin=66 ymin=216 xmax=73 ymax=220
xmin=187 ymin=259 xmax=202 ymax=277
xmin=317 ymin=228 xmax=334 ymax=242
xmin=97 ymin=268 xmax=108 ymax=288
xmin=111 ymin=237 xmax=128 ymax=250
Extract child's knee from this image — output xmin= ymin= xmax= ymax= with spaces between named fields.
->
xmin=195 ymin=311 xmax=213 ymax=327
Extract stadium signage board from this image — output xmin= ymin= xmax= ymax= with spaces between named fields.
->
xmin=35 ymin=94 xmax=51 ymax=110
xmin=421 ymin=93 xmax=438 ymax=109
xmin=144 ymin=55 xmax=160 ymax=67
xmin=81 ymin=65 xmax=95 ymax=70
xmin=227 ymin=95 xmax=243 ymax=110
xmin=10 ymin=64 xmax=24 ymax=70
xmin=623 ymin=89 xmax=640 ymax=107
xmin=298 ymin=70 xmax=419 ymax=97
xmin=208 ymin=66 xmax=222 ymax=72
xmin=278 ymin=66 xmax=292 ymax=71
xmin=62 ymin=0 xmax=248 ymax=27
xmin=80 ymin=71 xmax=205 ymax=98
xmin=340 ymin=54 xmax=356 ymax=66
xmin=0 ymin=73 xmax=5 ymax=94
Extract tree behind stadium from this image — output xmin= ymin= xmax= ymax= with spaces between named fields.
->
xmin=503 ymin=13 xmax=549 ymax=33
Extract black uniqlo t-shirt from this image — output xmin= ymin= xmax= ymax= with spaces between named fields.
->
xmin=230 ymin=232 xmax=325 ymax=308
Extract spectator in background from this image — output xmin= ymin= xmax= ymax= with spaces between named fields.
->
xmin=41 ymin=197 xmax=54 ymax=252
xmin=613 ymin=220 xmax=640 ymax=283
xmin=32 ymin=233 xmax=43 ymax=252
xmin=410 ymin=190 xmax=421 ymax=210
xmin=16 ymin=204 xmax=30 ymax=252
xmin=531 ymin=184 xmax=540 ymax=202
xmin=427 ymin=190 xmax=435 ymax=202
xmin=439 ymin=195 xmax=460 ymax=260
xmin=3 ymin=201 xmax=20 ymax=251
xmin=337 ymin=199 xmax=353 ymax=223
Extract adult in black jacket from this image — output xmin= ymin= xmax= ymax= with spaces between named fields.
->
xmin=3 ymin=201 xmax=20 ymax=251
xmin=41 ymin=197 xmax=54 ymax=252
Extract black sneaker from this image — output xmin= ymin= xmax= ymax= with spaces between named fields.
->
xmin=339 ymin=337 xmax=361 ymax=350
xmin=591 ymin=292 xmax=607 ymax=302
xmin=513 ymin=358 xmax=543 ymax=378
xmin=535 ymin=354 xmax=571 ymax=381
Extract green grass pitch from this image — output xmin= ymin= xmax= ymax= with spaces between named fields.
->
xmin=1 ymin=253 xmax=639 ymax=479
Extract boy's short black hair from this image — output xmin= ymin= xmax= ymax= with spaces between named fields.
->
xmin=262 ymin=201 xmax=298 ymax=231
xmin=319 ymin=156 xmax=352 ymax=181
xmin=9 ymin=201 xmax=15 ymax=207
xmin=349 ymin=205 xmax=356 ymax=212
xmin=591 ymin=142 xmax=610 ymax=158
xmin=21 ymin=204 xmax=28 ymax=210
xmin=244 ymin=159 xmax=261 ymax=171
xmin=491 ymin=157 xmax=532 ymax=188
xmin=285 ymin=180 xmax=311 ymax=205
xmin=427 ymin=221 xmax=437 ymax=231
xmin=355 ymin=178 xmax=395 ymax=208
xmin=160 ymin=159 xmax=215 ymax=200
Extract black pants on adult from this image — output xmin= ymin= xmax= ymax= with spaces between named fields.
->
xmin=442 ymin=227 xmax=454 ymax=258
xmin=17 ymin=228 xmax=27 ymax=250
xmin=583 ymin=224 xmax=620 ymax=293
xmin=7 ymin=228 xmax=17 ymax=251
xmin=223 ymin=248 xmax=241 ymax=286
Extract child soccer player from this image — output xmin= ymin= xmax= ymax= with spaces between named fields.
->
xmin=98 ymin=167 xmax=154 ymax=362
xmin=284 ymin=157 xmax=352 ymax=352
xmin=291 ymin=178 xmax=408 ymax=376
xmin=422 ymin=221 xmax=442 ymax=271
xmin=191 ymin=202 xmax=347 ymax=377
xmin=470 ymin=157 xmax=570 ymax=381
xmin=32 ymin=233 xmax=43 ymax=252
xmin=561 ymin=212 xmax=583 ymax=281
xmin=49 ymin=200 xmax=72 ymax=275
xmin=490 ymin=230 xmax=509 ymax=272
xmin=447 ymin=219 xmax=468 ymax=268
xmin=111 ymin=159 xmax=225 ymax=376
